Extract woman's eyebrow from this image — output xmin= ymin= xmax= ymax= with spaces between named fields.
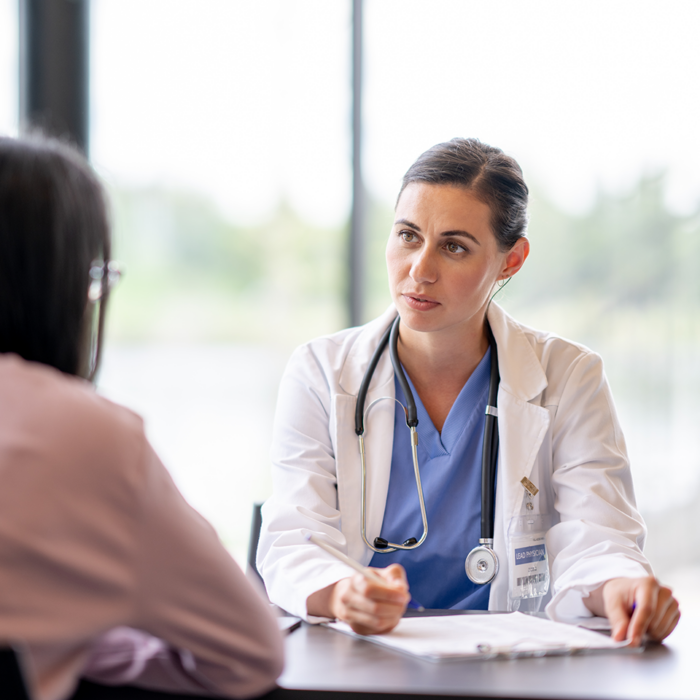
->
xmin=440 ymin=230 xmax=481 ymax=246
xmin=394 ymin=218 xmax=421 ymax=230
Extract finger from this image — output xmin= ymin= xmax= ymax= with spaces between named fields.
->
xmin=345 ymin=606 xmax=392 ymax=629
xmin=627 ymin=580 xmax=658 ymax=646
xmin=351 ymin=591 xmax=405 ymax=620
xmin=339 ymin=586 xmax=405 ymax=633
xmin=604 ymin=585 xmax=634 ymax=642
xmin=650 ymin=606 xmax=680 ymax=642
xmin=356 ymin=573 xmax=409 ymax=604
xmin=347 ymin=575 xmax=408 ymax=613
xmin=347 ymin=610 xmax=402 ymax=635
xmin=647 ymin=592 xmax=680 ymax=641
xmin=346 ymin=595 xmax=407 ymax=622
xmin=379 ymin=563 xmax=408 ymax=587
xmin=657 ymin=607 xmax=681 ymax=641
xmin=645 ymin=588 xmax=674 ymax=639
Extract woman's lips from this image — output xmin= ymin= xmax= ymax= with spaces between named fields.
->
xmin=402 ymin=294 xmax=440 ymax=311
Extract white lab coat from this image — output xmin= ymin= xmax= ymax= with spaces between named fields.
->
xmin=258 ymin=303 xmax=652 ymax=622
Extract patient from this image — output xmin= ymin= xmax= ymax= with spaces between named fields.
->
xmin=0 ymin=135 xmax=283 ymax=700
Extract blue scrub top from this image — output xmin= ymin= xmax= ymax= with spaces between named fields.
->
xmin=369 ymin=348 xmax=492 ymax=610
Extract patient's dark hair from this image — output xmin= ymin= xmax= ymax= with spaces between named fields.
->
xmin=398 ymin=137 xmax=529 ymax=250
xmin=0 ymin=134 xmax=110 ymax=377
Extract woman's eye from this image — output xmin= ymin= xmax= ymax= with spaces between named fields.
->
xmin=445 ymin=242 xmax=465 ymax=254
xmin=400 ymin=231 xmax=418 ymax=243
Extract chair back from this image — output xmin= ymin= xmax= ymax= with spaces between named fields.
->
xmin=0 ymin=647 xmax=30 ymax=700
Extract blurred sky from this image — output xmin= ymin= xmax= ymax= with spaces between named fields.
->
xmin=1 ymin=0 xmax=700 ymax=223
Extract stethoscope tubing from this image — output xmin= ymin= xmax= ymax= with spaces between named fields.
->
xmin=481 ymin=324 xmax=500 ymax=542
xmin=358 ymin=316 xmax=429 ymax=553
xmin=355 ymin=321 xmax=393 ymax=436
xmin=388 ymin=317 xmax=418 ymax=428
xmin=359 ymin=413 xmax=428 ymax=553
xmin=355 ymin=314 xmax=500 ymax=560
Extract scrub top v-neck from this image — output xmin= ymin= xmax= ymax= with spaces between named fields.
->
xmin=369 ymin=348 xmax=493 ymax=610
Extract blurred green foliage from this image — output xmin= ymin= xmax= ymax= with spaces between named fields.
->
xmin=105 ymin=174 xmax=700 ymax=352
xmin=492 ymin=174 xmax=700 ymax=352
xmin=517 ymin=174 xmax=697 ymax=311
xmin=106 ymin=185 xmax=346 ymax=347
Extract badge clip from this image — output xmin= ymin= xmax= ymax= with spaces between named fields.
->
xmin=520 ymin=477 xmax=538 ymax=511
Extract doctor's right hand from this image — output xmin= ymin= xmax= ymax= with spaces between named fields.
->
xmin=308 ymin=564 xmax=410 ymax=635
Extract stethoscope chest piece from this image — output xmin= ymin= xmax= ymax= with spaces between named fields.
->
xmin=465 ymin=543 xmax=499 ymax=585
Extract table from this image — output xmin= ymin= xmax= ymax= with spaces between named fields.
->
xmin=276 ymin=612 xmax=698 ymax=700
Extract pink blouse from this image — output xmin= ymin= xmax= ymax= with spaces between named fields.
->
xmin=0 ymin=355 xmax=283 ymax=700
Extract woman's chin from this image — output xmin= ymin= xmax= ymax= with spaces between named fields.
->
xmin=396 ymin=309 xmax=446 ymax=335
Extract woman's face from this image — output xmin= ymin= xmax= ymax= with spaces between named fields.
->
xmin=386 ymin=182 xmax=528 ymax=337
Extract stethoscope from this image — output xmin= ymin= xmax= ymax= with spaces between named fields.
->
xmin=354 ymin=315 xmax=501 ymax=585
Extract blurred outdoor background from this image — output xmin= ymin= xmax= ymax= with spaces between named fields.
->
xmin=1 ymin=1 xmax=698 ymax=610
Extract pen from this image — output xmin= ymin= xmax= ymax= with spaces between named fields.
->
xmin=306 ymin=533 xmax=425 ymax=611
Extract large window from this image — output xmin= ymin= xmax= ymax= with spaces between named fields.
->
xmin=91 ymin=0 xmax=350 ymax=557
xmin=0 ymin=0 xmax=18 ymax=136
xmin=89 ymin=0 xmax=698 ymax=610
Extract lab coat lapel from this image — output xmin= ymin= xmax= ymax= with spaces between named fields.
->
xmin=338 ymin=306 xmax=397 ymax=396
xmin=336 ymin=303 xmax=550 ymax=565
xmin=336 ymin=306 xmax=397 ymax=565
xmin=488 ymin=303 xmax=551 ymax=518
xmin=497 ymin=392 xmax=550 ymax=518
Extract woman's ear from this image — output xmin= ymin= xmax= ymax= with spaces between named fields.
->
xmin=499 ymin=237 xmax=530 ymax=280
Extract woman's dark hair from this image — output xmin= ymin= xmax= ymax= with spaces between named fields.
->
xmin=0 ymin=134 xmax=111 ymax=377
xmin=398 ymin=137 xmax=529 ymax=250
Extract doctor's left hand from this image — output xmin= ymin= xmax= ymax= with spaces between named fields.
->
xmin=584 ymin=576 xmax=680 ymax=646
xmin=328 ymin=564 xmax=410 ymax=635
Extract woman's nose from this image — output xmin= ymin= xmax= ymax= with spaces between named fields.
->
xmin=410 ymin=248 xmax=438 ymax=284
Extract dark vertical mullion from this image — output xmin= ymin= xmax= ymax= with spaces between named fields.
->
xmin=19 ymin=0 xmax=89 ymax=154
xmin=349 ymin=0 xmax=364 ymax=327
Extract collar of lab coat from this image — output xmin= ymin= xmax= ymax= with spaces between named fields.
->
xmin=336 ymin=302 xmax=551 ymax=569
xmin=338 ymin=302 xmax=549 ymax=404
xmin=487 ymin=302 xmax=548 ymax=402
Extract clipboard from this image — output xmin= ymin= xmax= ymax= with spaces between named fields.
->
xmin=325 ymin=611 xmax=638 ymax=662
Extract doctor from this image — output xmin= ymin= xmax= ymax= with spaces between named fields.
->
xmin=258 ymin=138 xmax=679 ymax=644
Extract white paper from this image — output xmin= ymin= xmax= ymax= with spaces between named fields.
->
xmin=326 ymin=612 xmax=628 ymax=661
xmin=568 ymin=615 xmax=613 ymax=631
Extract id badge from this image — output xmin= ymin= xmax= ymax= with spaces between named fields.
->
xmin=508 ymin=514 xmax=550 ymax=602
